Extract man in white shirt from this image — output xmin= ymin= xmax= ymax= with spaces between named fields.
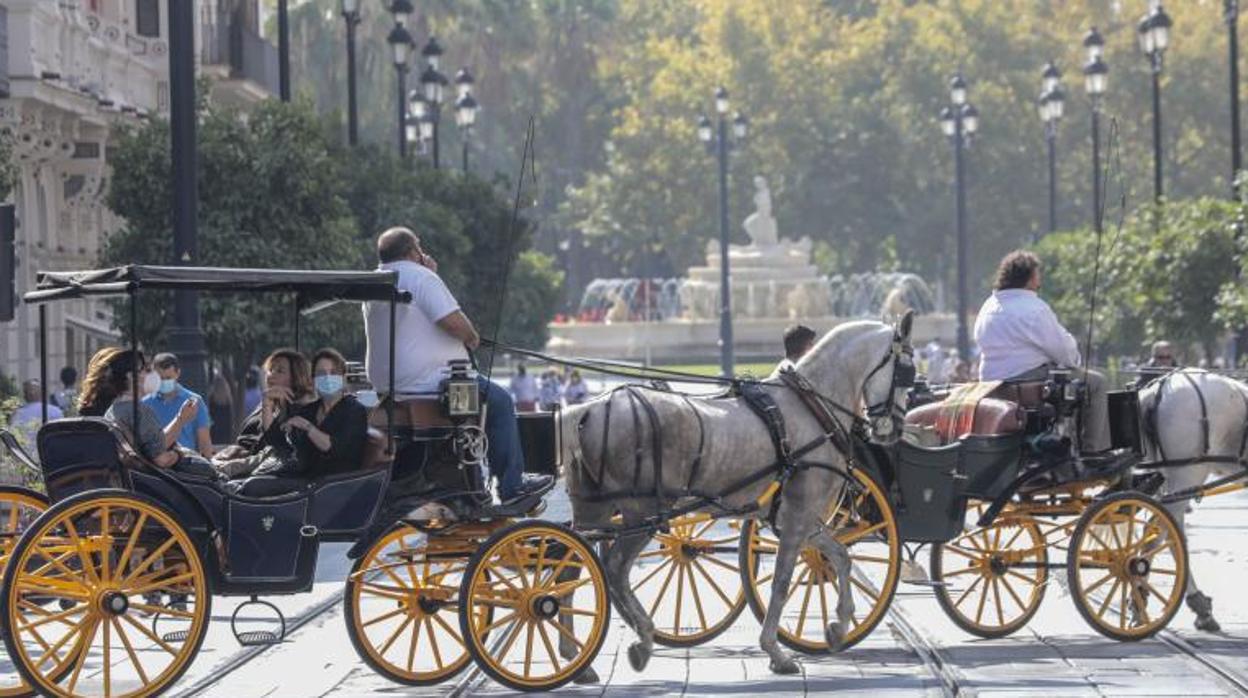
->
xmin=973 ymin=250 xmax=1109 ymax=453
xmin=363 ymin=227 xmax=551 ymax=500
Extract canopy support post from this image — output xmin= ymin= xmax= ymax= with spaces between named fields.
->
xmin=131 ymin=288 xmax=139 ymax=435
xmin=386 ymin=292 xmax=396 ymax=456
xmin=293 ymin=293 xmax=301 ymax=353
xmin=38 ymin=304 xmax=47 ymax=424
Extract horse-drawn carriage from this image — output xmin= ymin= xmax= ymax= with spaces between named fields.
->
xmin=0 ymin=266 xmax=610 ymax=697
xmin=606 ymin=324 xmax=1186 ymax=660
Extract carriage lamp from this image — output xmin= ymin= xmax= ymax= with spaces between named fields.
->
xmin=442 ymin=360 xmax=481 ymax=419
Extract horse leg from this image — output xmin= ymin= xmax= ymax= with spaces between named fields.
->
xmin=601 ymin=529 xmax=659 ymax=671
xmin=806 ymin=529 xmax=853 ymax=653
xmin=759 ymin=514 xmax=816 ymax=675
xmin=1164 ymin=497 xmax=1221 ymax=632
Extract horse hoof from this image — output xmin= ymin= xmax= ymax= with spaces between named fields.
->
xmin=825 ymin=622 xmax=847 ymax=653
xmin=573 ymin=667 xmax=601 ymax=684
xmin=1195 ymin=615 xmax=1222 ymax=633
xmin=627 ymin=642 xmax=651 ymax=672
xmin=769 ymin=655 xmax=801 ymax=675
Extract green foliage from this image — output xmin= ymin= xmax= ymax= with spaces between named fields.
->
xmin=104 ymin=98 xmax=366 ymax=380
xmin=1036 ymin=198 xmax=1243 ymax=362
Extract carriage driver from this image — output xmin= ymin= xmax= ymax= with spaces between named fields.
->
xmin=362 ymin=226 xmax=553 ymax=501
xmin=973 ymin=250 xmax=1111 ymax=453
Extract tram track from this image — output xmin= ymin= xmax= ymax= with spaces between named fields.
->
xmin=1157 ymin=630 xmax=1248 ymax=696
xmin=884 ymin=599 xmax=969 ymax=698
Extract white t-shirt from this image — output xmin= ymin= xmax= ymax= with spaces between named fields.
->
xmin=364 ymin=260 xmax=468 ymax=395
xmin=973 ymin=288 xmax=1081 ymax=381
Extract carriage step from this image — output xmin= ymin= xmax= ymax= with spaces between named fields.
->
xmin=236 ymin=630 xmax=281 ymax=646
xmin=161 ymin=630 xmax=190 ymax=643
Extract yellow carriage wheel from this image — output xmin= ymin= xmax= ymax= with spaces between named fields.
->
xmin=0 ymin=487 xmax=49 ymax=698
xmin=740 ymin=466 xmax=900 ymax=654
xmin=631 ymin=514 xmax=746 ymax=648
xmin=0 ymin=490 xmax=210 ymax=698
xmin=931 ymin=512 xmax=1048 ymax=638
xmin=460 ymin=520 xmax=610 ymax=692
xmin=1067 ymin=492 xmax=1187 ymax=641
xmin=344 ymin=524 xmax=478 ymax=686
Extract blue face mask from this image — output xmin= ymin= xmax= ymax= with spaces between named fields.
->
xmin=315 ymin=374 xmax=344 ymax=397
xmin=158 ymin=378 xmax=178 ymax=395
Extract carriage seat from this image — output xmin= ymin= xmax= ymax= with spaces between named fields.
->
xmin=904 ymin=397 xmax=1025 ymax=445
xmin=358 ymin=427 xmax=393 ymax=471
xmin=988 ymin=380 xmax=1048 ymax=409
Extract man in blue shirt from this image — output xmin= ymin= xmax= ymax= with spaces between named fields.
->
xmin=142 ymin=352 xmax=213 ymax=457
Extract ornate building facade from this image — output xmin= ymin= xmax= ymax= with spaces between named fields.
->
xmin=0 ymin=0 xmax=275 ymax=387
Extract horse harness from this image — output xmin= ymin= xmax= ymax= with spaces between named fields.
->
xmin=570 ymin=337 xmax=913 ymax=532
xmin=1140 ymin=369 xmax=1248 ymax=503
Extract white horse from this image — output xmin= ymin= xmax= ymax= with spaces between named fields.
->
xmin=1139 ymin=368 xmax=1248 ymax=632
xmin=560 ymin=317 xmax=913 ymax=674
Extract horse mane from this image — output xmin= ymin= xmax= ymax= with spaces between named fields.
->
xmin=794 ymin=320 xmax=894 ymax=408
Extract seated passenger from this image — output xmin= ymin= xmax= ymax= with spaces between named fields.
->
xmin=235 ymin=348 xmax=368 ymax=497
xmin=973 ymin=250 xmax=1110 ymax=453
xmin=78 ymin=347 xmax=219 ymax=480
xmin=213 ymin=348 xmax=316 ymax=477
xmin=362 ymin=226 xmax=551 ymax=501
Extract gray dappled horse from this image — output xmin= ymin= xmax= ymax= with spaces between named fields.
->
xmin=1140 ymin=368 xmax=1248 ymax=632
xmin=560 ymin=317 xmax=913 ymax=675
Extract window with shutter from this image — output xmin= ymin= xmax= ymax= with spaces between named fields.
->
xmin=135 ymin=0 xmax=160 ymax=38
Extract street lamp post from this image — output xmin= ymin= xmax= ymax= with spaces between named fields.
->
xmin=1138 ymin=2 xmax=1173 ymax=203
xmin=696 ymin=87 xmax=748 ymax=378
xmin=419 ymin=38 xmax=447 ymax=169
xmin=1229 ymin=0 xmax=1243 ymax=198
xmin=1083 ymin=27 xmax=1108 ymax=233
xmin=406 ymin=90 xmax=425 ymax=157
xmin=386 ymin=2 xmax=414 ymax=158
xmin=454 ymin=68 xmax=480 ymax=172
xmin=340 ymin=0 xmax=361 ymax=146
xmin=168 ymin=0 xmax=206 ymax=392
xmin=1039 ymin=62 xmax=1065 ymax=238
xmin=939 ymin=73 xmax=980 ymax=363
xmin=278 ymin=0 xmax=290 ymax=101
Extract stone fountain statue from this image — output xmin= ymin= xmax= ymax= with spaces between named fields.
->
xmin=682 ymin=176 xmax=829 ymax=320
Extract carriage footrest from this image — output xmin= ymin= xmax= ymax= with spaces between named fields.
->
xmin=161 ymin=630 xmax=190 ymax=643
xmin=236 ymin=630 xmax=281 ymax=646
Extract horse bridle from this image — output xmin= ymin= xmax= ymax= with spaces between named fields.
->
xmin=861 ymin=332 xmax=916 ymax=439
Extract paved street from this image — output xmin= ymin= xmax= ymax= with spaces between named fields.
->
xmin=183 ymin=490 xmax=1248 ymax=695
xmin=4 ymin=487 xmax=1248 ymax=696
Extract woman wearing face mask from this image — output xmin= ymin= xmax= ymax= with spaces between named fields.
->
xmin=283 ymin=347 xmax=368 ymax=477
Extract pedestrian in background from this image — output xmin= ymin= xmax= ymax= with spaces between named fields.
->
xmin=142 ymin=352 xmax=213 ymax=457
xmin=52 ymin=366 xmax=78 ymax=417
xmin=510 ymin=363 xmax=538 ymax=412
xmin=564 ymin=370 xmax=590 ymax=405
xmin=10 ymin=380 xmax=62 ymax=450
xmin=208 ymin=368 xmax=235 ymax=445
xmin=539 ymin=370 xmax=563 ymax=411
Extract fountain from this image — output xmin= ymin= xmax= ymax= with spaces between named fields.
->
xmin=550 ymin=176 xmax=956 ymax=363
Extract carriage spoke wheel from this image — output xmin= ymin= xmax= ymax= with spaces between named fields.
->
xmin=1067 ymin=492 xmax=1187 ymax=641
xmin=0 ymin=491 xmax=210 ymax=698
xmin=0 ymin=488 xmax=49 ymax=698
xmin=345 ymin=524 xmax=477 ymax=686
xmin=741 ymin=467 xmax=900 ymax=654
xmin=460 ymin=521 xmax=610 ymax=692
xmin=931 ymin=512 xmax=1048 ymax=638
xmin=631 ymin=515 xmax=745 ymax=647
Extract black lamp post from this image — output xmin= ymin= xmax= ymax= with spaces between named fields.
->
xmin=939 ymin=73 xmax=980 ymax=363
xmin=278 ymin=0 xmax=290 ymax=101
xmin=1138 ymin=2 xmax=1173 ymax=203
xmin=1229 ymin=0 xmax=1243 ymax=199
xmin=1083 ymin=27 xmax=1108 ymax=233
xmin=1039 ymin=62 xmax=1065 ymax=238
xmin=340 ymin=0 xmax=361 ymax=146
xmin=454 ymin=68 xmax=480 ymax=172
xmin=386 ymin=1 xmax=414 ymax=158
xmin=168 ymin=0 xmax=206 ymax=392
xmin=419 ymin=37 xmax=447 ymax=169
xmin=696 ymin=87 xmax=748 ymax=378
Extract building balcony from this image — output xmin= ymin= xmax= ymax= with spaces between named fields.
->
xmin=201 ymin=9 xmax=278 ymax=106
